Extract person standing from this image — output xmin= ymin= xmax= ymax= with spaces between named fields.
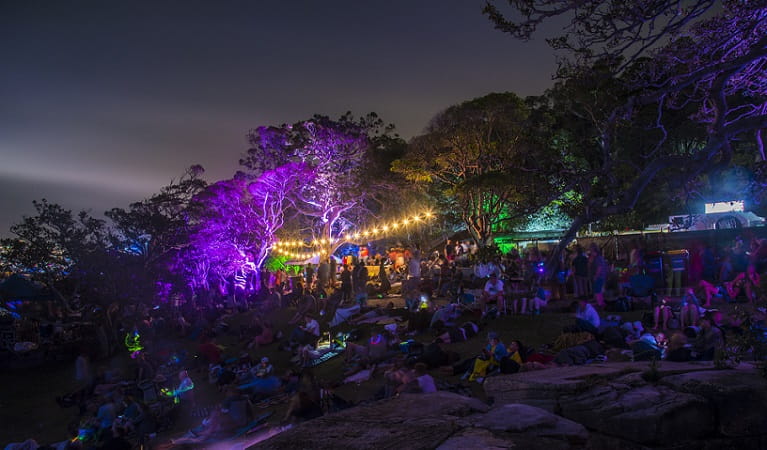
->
xmin=329 ymin=258 xmax=337 ymax=289
xmin=353 ymin=260 xmax=369 ymax=306
xmin=318 ymin=259 xmax=330 ymax=290
xmin=340 ymin=264 xmax=353 ymax=303
xmin=589 ymin=244 xmax=608 ymax=307
xmin=304 ymin=263 xmax=315 ymax=288
xmin=444 ymin=239 xmax=455 ymax=262
xmin=571 ymin=246 xmax=590 ymax=299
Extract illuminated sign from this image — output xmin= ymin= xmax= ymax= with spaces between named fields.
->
xmin=704 ymin=201 xmax=744 ymax=214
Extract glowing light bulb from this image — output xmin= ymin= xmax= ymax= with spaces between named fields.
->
xmin=391 ymin=222 xmax=399 ymax=229
xmin=382 ymin=225 xmax=389 ymax=231
xmin=403 ymin=219 xmax=410 ymax=225
xmin=413 ymin=216 xmax=420 ymax=222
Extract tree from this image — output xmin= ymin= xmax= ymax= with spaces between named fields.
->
xmin=393 ymin=92 xmax=561 ymax=246
xmin=182 ymin=162 xmax=309 ymax=297
xmin=106 ymin=165 xmax=207 ymax=300
xmin=484 ymin=0 xmax=767 ymax=270
xmin=241 ymin=113 xmax=404 ymax=253
xmin=1 ymin=199 xmax=107 ymax=304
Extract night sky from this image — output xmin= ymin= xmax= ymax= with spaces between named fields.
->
xmin=1 ymin=1 xmax=560 ymax=236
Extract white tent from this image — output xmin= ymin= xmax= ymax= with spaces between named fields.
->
xmin=285 ymin=254 xmax=342 ymax=266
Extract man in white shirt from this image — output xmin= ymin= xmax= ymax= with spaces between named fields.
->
xmin=574 ymin=299 xmax=601 ymax=334
xmin=290 ymin=315 xmax=321 ymax=346
xmin=481 ymin=273 xmax=505 ymax=314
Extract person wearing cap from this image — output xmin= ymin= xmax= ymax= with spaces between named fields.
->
xmin=481 ymin=273 xmax=505 ymax=314
xmin=253 ymin=357 xmax=273 ymax=378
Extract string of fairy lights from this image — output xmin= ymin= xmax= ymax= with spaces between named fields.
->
xmin=271 ymin=210 xmax=434 ymax=259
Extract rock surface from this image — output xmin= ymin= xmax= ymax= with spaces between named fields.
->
xmin=661 ymin=370 xmax=767 ymax=437
xmin=254 ymin=363 xmax=767 ymax=449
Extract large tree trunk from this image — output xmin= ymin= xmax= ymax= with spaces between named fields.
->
xmin=544 ymin=215 xmax=586 ymax=280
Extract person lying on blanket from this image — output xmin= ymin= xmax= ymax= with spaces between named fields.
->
xmin=169 ymin=406 xmax=227 ymax=445
xmin=349 ymin=302 xmax=396 ymax=324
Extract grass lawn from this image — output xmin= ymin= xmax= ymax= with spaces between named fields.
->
xmin=0 ymin=297 xmax=650 ymax=446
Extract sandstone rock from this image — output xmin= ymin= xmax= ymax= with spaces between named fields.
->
xmin=470 ymin=403 xmax=588 ymax=444
xmin=483 ymin=361 xmax=715 ymax=412
xmin=558 ymin=383 xmax=714 ymax=445
xmin=661 ymin=369 xmax=767 ymax=437
xmin=437 ymin=427 xmax=572 ymax=450
xmin=254 ymin=391 xmax=487 ymax=449
xmin=435 ymin=428 xmax=512 ymax=450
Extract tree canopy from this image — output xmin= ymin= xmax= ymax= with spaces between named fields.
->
xmin=393 ymin=92 xmax=563 ymax=245
xmin=483 ymin=0 xmax=767 ymax=270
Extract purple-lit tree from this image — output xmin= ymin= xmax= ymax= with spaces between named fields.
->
xmin=241 ymin=113 xmax=399 ymax=253
xmin=183 ymin=163 xmax=308 ymax=297
xmin=484 ymin=1 xmax=767 ymax=272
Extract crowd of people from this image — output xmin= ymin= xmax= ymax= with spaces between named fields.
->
xmin=5 ymin=234 xmax=767 ymax=450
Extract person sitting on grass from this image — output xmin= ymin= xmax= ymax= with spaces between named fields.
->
xmin=246 ymin=320 xmax=274 ymax=349
xmin=289 ymin=284 xmax=317 ymax=324
xmin=251 ymin=357 xmax=273 ymax=378
xmin=289 ymin=315 xmax=320 ymax=348
xmin=665 ymin=332 xmax=692 ymax=362
xmin=680 ymin=288 xmax=702 ymax=329
xmin=520 ymin=286 xmax=550 ymax=315
xmin=481 ymin=273 xmax=505 ymax=315
xmin=698 ymin=279 xmax=721 ymax=308
xmin=653 ymin=297 xmax=672 ymax=330
xmin=467 ymin=332 xmax=507 ymax=383
xmin=692 ymin=312 xmax=724 ymax=360
xmin=725 ymin=264 xmax=760 ymax=303
xmin=572 ymin=299 xmax=600 ymax=335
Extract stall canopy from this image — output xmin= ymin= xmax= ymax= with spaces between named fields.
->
xmin=285 ymin=255 xmax=342 ymax=266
